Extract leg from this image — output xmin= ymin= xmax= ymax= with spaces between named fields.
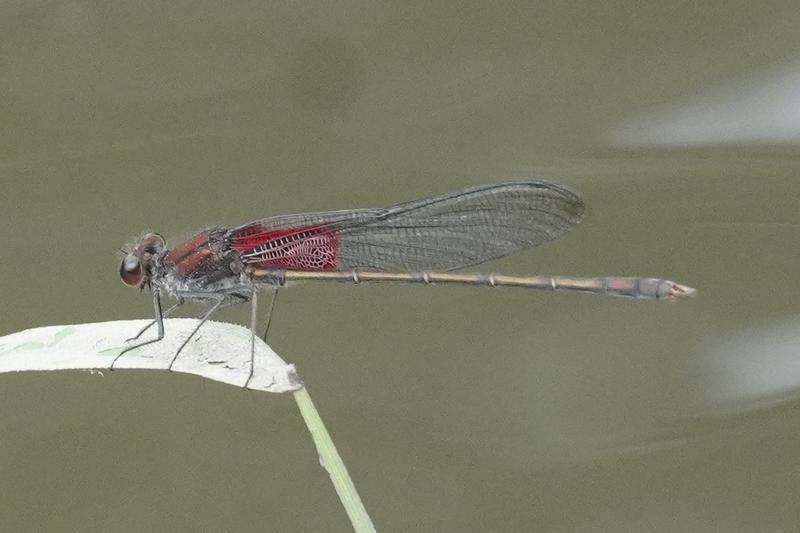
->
xmin=125 ymin=298 xmax=184 ymax=342
xmin=112 ymin=290 xmax=165 ymax=369
xmin=167 ymin=294 xmax=225 ymax=371
xmin=261 ymin=288 xmax=279 ymax=342
xmin=244 ymin=289 xmax=259 ymax=388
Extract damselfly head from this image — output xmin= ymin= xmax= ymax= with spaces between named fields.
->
xmin=119 ymin=233 xmax=166 ymax=288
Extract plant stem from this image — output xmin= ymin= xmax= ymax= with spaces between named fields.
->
xmin=293 ymin=386 xmax=376 ymax=533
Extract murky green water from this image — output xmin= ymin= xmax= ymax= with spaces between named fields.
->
xmin=3 ymin=2 xmax=800 ymax=531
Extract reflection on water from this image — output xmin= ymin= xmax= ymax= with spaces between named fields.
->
xmin=610 ymin=62 xmax=800 ymax=147
xmin=699 ymin=317 xmax=800 ymax=413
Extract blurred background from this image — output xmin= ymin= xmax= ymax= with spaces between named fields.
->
xmin=2 ymin=1 xmax=800 ymax=531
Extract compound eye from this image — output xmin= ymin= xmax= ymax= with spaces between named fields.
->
xmin=119 ymin=255 xmax=143 ymax=287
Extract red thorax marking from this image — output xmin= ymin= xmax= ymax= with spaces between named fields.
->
xmin=166 ymin=231 xmax=212 ymax=276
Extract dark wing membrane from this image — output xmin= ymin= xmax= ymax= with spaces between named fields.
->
xmin=335 ymin=181 xmax=584 ymax=271
xmin=229 ymin=181 xmax=584 ymax=272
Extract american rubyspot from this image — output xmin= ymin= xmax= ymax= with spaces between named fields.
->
xmin=113 ymin=181 xmax=695 ymax=385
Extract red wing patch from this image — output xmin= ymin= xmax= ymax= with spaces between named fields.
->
xmin=231 ymin=223 xmax=338 ymax=270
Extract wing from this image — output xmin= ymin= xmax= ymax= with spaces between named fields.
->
xmin=227 ymin=181 xmax=585 ymax=272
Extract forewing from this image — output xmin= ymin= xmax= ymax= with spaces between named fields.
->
xmin=229 ymin=181 xmax=584 ymax=272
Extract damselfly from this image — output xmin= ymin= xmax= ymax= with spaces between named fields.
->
xmin=114 ymin=181 xmax=694 ymax=385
